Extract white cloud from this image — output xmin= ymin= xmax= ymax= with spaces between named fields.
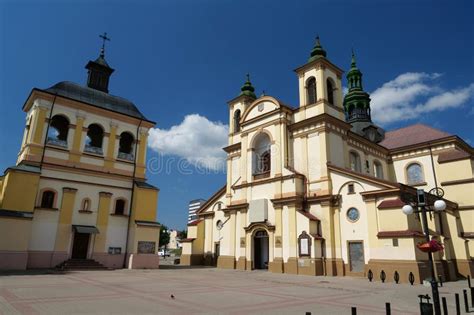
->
xmin=370 ymin=72 xmax=474 ymax=124
xmin=148 ymin=114 xmax=228 ymax=170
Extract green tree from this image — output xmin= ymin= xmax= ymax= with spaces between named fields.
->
xmin=177 ymin=229 xmax=187 ymax=239
xmin=158 ymin=224 xmax=170 ymax=248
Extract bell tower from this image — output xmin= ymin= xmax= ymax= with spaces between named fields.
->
xmin=294 ymin=37 xmax=345 ymax=120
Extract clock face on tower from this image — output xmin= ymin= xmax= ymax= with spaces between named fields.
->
xmin=347 ymin=207 xmax=360 ymax=222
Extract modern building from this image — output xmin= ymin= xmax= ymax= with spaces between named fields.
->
xmin=0 ymin=41 xmax=161 ymax=270
xmin=188 ymin=199 xmax=206 ymax=223
xmin=181 ymin=38 xmax=474 ymax=283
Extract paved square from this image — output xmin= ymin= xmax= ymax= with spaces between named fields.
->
xmin=0 ymin=267 xmax=470 ymax=314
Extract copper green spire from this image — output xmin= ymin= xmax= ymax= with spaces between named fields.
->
xmin=308 ymin=36 xmax=327 ymax=62
xmin=351 ymin=49 xmax=357 ymax=68
xmin=240 ymin=73 xmax=256 ymax=98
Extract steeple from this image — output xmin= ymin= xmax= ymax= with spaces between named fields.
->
xmin=240 ymin=73 xmax=257 ymax=99
xmin=343 ymin=50 xmax=384 ymax=143
xmin=85 ymin=32 xmax=114 ymax=93
xmin=308 ymin=36 xmax=327 ymax=62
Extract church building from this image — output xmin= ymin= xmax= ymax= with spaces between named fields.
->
xmin=0 ymin=37 xmax=161 ymax=270
xmin=181 ymin=38 xmax=474 ymax=283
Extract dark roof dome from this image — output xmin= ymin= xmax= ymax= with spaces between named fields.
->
xmin=44 ymin=81 xmax=150 ymax=121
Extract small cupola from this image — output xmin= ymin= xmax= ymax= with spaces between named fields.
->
xmin=308 ymin=36 xmax=327 ymax=62
xmin=240 ymin=74 xmax=257 ymax=99
xmin=85 ymin=32 xmax=114 ymax=93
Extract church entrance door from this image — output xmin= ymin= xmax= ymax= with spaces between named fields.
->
xmin=348 ymin=241 xmax=364 ymax=273
xmin=71 ymin=233 xmax=90 ymax=259
xmin=253 ymin=230 xmax=269 ymax=270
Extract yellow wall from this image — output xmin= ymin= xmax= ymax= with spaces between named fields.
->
xmin=53 ymin=188 xmax=77 ymax=252
xmin=94 ymin=192 xmax=112 ymax=252
xmin=0 ymin=170 xmax=40 ymax=212
xmin=131 ymin=185 xmax=159 ymax=222
xmin=0 ymin=218 xmax=32 ymax=251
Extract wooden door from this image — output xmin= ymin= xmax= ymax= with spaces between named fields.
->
xmin=71 ymin=233 xmax=90 ymax=259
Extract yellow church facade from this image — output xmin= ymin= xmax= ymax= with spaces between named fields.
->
xmin=181 ymin=39 xmax=473 ymax=283
xmin=0 ymin=45 xmax=160 ymax=270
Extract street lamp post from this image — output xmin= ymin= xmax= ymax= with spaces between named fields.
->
xmin=402 ymin=188 xmax=447 ymax=315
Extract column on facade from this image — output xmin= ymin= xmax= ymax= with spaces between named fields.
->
xmin=104 ymin=122 xmax=118 ymax=169
xmin=31 ymin=103 xmax=49 ymax=145
xmin=318 ymin=130 xmax=331 ymax=194
xmin=136 ymin=128 xmax=148 ymax=178
xmin=69 ymin=113 xmax=85 ymax=163
xmin=94 ymin=192 xmax=112 ymax=253
xmin=52 ymin=187 xmax=78 ymax=265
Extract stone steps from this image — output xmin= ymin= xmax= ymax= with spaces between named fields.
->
xmin=56 ymin=259 xmax=109 ymax=270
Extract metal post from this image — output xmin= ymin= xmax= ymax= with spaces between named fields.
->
xmin=455 ymin=293 xmax=460 ymax=315
xmin=471 ymin=287 xmax=474 ymax=307
xmin=463 ymin=289 xmax=469 ymax=313
xmin=468 ymin=275 xmax=471 ymax=288
xmin=420 ymin=205 xmax=441 ymax=315
xmin=385 ymin=302 xmax=391 ymax=315
xmin=351 ymin=306 xmax=357 ymax=315
xmin=442 ymin=297 xmax=448 ymax=315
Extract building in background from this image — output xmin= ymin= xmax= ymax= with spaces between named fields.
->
xmin=181 ymin=38 xmax=473 ymax=282
xmin=0 ymin=39 xmax=161 ymax=270
xmin=188 ymin=199 xmax=206 ymax=223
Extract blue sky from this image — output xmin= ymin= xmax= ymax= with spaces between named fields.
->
xmin=1 ymin=0 xmax=473 ymax=230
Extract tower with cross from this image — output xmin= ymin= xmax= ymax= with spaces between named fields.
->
xmin=85 ymin=32 xmax=114 ymax=93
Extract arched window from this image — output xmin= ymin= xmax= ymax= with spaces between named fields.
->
xmin=85 ymin=123 xmax=104 ymax=154
xmin=349 ymin=151 xmax=361 ymax=172
xmin=81 ymin=198 xmax=91 ymax=211
xmin=233 ymin=110 xmax=241 ymax=133
xmin=253 ymin=133 xmax=271 ymax=178
xmin=41 ymin=190 xmax=55 ymax=209
xmin=407 ymin=163 xmax=424 ymax=185
xmin=115 ymin=199 xmax=126 ymax=215
xmin=118 ymin=132 xmax=134 ymax=160
xmin=373 ymin=160 xmax=383 ymax=179
xmin=48 ymin=115 xmax=69 ymax=147
xmin=306 ymin=77 xmax=317 ymax=105
xmin=326 ymin=79 xmax=334 ymax=104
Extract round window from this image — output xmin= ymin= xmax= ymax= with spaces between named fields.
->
xmin=216 ymin=220 xmax=224 ymax=230
xmin=346 ymin=207 xmax=360 ymax=222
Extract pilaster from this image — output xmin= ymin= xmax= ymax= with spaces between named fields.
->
xmin=53 ymin=188 xmax=78 ymax=252
xmin=94 ymin=192 xmax=112 ymax=253
xmin=69 ymin=114 xmax=85 ymax=162
xmin=104 ymin=122 xmax=118 ymax=168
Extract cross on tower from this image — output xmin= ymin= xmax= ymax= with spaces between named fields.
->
xmin=99 ymin=32 xmax=111 ymax=57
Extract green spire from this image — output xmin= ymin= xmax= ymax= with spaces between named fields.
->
xmin=350 ymin=49 xmax=357 ymax=68
xmin=308 ymin=36 xmax=327 ymax=62
xmin=346 ymin=49 xmax=363 ymax=91
xmin=240 ymin=73 xmax=256 ymax=98
xmin=343 ymin=49 xmax=371 ymax=122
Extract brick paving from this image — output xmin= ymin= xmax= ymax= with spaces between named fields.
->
xmin=0 ymin=267 xmax=471 ymax=314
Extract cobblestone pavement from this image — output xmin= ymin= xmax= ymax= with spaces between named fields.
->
xmin=0 ymin=267 xmax=471 ymax=314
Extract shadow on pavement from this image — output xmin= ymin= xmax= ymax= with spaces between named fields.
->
xmin=159 ymin=265 xmax=216 ymax=270
xmin=0 ymin=269 xmax=69 ymax=277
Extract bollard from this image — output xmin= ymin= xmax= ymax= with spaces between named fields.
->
xmin=409 ymin=272 xmax=415 ymax=285
xmin=455 ymin=293 xmax=460 ymax=315
xmin=385 ymin=302 xmax=391 ymax=315
xmin=464 ymin=290 xmax=469 ymax=313
xmin=442 ymin=297 xmax=448 ymax=315
xmin=351 ymin=306 xmax=357 ymax=315
xmin=439 ymin=275 xmax=443 ymax=287
xmin=468 ymin=275 xmax=471 ymax=288
xmin=380 ymin=270 xmax=386 ymax=283
xmin=368 ymin=269 xmax=373 ymax=282
xmin=471 ymin=287 xmax=474 ymax=308
xmin=394 ymin=271 xmax=400 ymax=284
xmin=305 ymin=312 xmax=311 ymax=315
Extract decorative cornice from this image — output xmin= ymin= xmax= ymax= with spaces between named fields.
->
xmin=441 ymin=178 xmax=474 ymax=187
xmin=62 ymin=187 xmax=78 ymax=193
xmin=99 ymin=191 xmax=113 ymax=197
xmin=223 ymin=142 xmax=241 ymax=154
xmin=243 ymin=221 xmax=275 ymax=232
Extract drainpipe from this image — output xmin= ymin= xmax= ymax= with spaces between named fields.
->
xmin=122 ymin=119 xmax=143 ymax=268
